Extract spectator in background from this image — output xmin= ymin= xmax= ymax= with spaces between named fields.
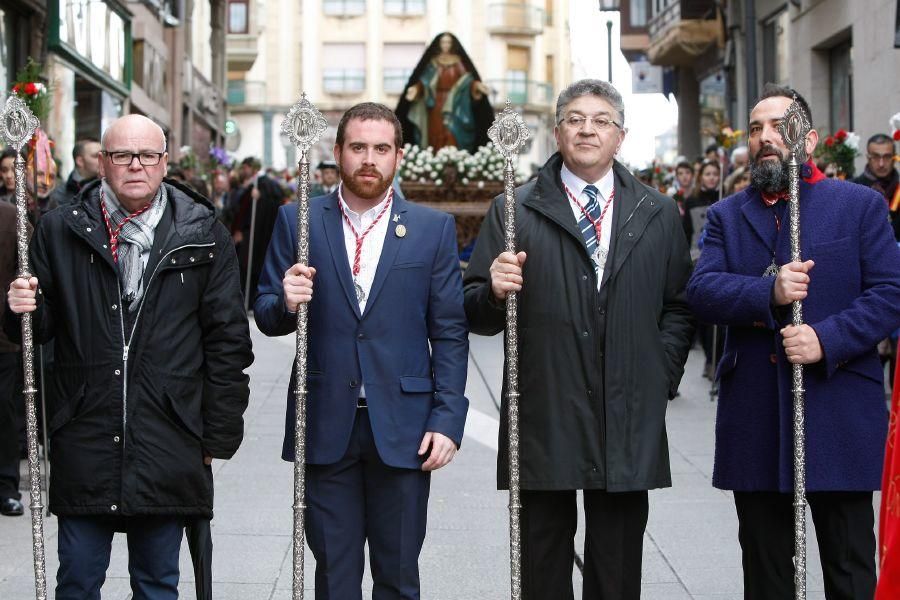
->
xmin=730 ymin=146 xmax=749 ymax=174
xmin=724 ymin=166 xmax=751 ymax=196
xmin=310 ymin=160 xmax=339 ymax=197
xmin=211 ymin=170 xmax=231 ymax=221
xmin=667 ymin=160 xmax=695 ymax=216
xmin=0 ymin=148 xmax=16 ymax=204
xmin=853 ymin=133 xmax=899 ymax=240
xmin=58 ymin=138 xmax=101 ymax=205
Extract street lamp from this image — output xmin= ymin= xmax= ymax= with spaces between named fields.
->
xmin=598 ymin=1 xmax=620 ymax=84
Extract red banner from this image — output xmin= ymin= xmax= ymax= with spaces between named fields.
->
xmin=877 ymin=354 xmax=900 ymax=599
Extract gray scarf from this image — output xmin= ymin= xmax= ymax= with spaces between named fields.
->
xmin=100 ymin=180 xmax=167 ymax=311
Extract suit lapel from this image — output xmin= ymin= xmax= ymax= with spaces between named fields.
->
xmin=321 ymin=193 xmax=362 ymax=319
xmin=740 ymin=191 xmax=777 ymax=253
xmin=362 ymin=196 xmax=407 ymax=317
xmin=602 ymin=165 xmax=661 ymax=286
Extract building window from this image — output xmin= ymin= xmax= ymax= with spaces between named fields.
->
xmin=322 ymin=43 xmax=366 ymax=93
xmin=323 ymin=0 xmax=366 ymax=16
xmin=829 ymin=39 xmax=853 ymax=132
xmin=384 ymin=0 xmax=425 ymax=16
xmin=383 ymin=43 xmax=424 ymax=94
xmin=227 ymin=0 xmax=248 ymax=34
xmin=630 ymin=0 xmax=648 ymax=27
xmin=507 ymin=70 xmax=528 ymax=104
xmin=761 ymin=9 xmax=789 ymax=85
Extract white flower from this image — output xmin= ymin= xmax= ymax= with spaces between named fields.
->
xmin=435 ymin=179 xmax=443 ymax=186
xmin=845 ymin=132 xmax=860 ymax=150
xmin=890 ymin=112 xmax=900 ymax=133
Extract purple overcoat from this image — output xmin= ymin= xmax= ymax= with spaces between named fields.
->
xmin=687 ymin=176 xmax=900 ymax=492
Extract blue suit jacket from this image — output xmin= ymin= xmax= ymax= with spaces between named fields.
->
xmin=687 ymin=179 xmax=900 ymax=492
xmin=254 ymin=192 xmax=469 ymax=469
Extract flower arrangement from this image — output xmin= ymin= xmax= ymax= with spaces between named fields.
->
xmin=814 ymin=128 xmax=860 ymax=178
xmin=891 ymin=112 xmax=900 ymax=142
xmin=650 ymin=160 xmax=673 ymax=192
xmin=178 ymin=146 xmax=198 ymax=172
xmin=10 ymin=58 xmax=50 ymax=124
xmin=208 ymin=146 xmax=232 ymax=169
xmin=703 ymin=114 xmax=745 ymax=150
xmin=397 ymin=143 xmax=526 ymax=187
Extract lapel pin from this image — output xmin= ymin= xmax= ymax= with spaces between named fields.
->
xmin=392 ymin=213 xmax=400 ymax=222
xmin=395 ymin=224 xmax=407 ymax=238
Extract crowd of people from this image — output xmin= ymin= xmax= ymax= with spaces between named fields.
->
xmin=0 ymin=78 xmax=899 ymax=600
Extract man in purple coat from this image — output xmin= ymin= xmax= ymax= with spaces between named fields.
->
xmin=687 ymin=84 xmax=900 ymax=600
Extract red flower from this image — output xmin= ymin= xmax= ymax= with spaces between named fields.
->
xmin=23 ymin=82 xmax=37 ymax=95
xmin=835 ymin=129 xmax=848 ymax=142
xmin=11 ymin=84 xmax=19 ymax=94
xmin=654 ymin=167 xmax=661 ymax=174
xmin=825 ymin=136 xmax=835 ymax=147
xmin=894 ymin=130 xmax=900 ymax=142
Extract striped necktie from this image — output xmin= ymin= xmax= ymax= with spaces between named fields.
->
xmin=578 ymin=184 xmax=603 ymax=254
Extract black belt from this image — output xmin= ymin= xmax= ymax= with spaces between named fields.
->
xmin=357 ymin=397 xmax=367 ymax=409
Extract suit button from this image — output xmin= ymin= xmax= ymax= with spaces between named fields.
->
xmin=110 ymin=504 xmax=118 ymax=512
xmin=770 ymin=354 xmax=778 ymax=364
xmin=349 ymin=380 xmax=359 ymax=388
xmin=113 ymin=436 xmax=120 ymax=443
xmin=582 ymin=331 xmax=589 ymax=337
xmin=582 ymin=275 xmax=588 ymax=281
xmin=357 ymin=333 xmax=365 ymax=340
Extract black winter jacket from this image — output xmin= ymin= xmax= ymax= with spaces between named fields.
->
xmin=464 ymin=154 xmax=695 ymax=491
xmin=5 ymin=179 xmax=253 ymax=517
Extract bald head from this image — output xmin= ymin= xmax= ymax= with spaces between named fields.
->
xmin=101 ymin=114 xmax=167 ymax=153
xmin=99 ymin=114 xmax=169 ymax=211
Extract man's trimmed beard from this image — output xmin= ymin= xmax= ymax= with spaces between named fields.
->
xmin=750 ymin=146 xmax=790 ymax=195
xmin=341 ymin=165 xmax=395 ymax=200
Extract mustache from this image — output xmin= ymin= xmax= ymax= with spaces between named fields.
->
xmin=753 ymin=144 xmax=785 ymax=163
xmin=353 ymin=167 xmax=384 ymax=179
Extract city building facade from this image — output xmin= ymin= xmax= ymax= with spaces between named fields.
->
xmin=226 ymin=0 xmax=572 ymax=171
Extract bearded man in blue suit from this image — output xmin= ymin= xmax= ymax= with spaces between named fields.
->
xmin=687 ymin=84 xmax=900 ymax=600
xmin=255 ymin=102 xmax=468 ymax=600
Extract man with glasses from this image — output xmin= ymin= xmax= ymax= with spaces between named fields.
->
xmin=464 ymin=79 xmax=695 ymax=599
xmin=6 ymin=114 xmax=253 ymax=599
xmin=853 ymin=133 xmax=899 ymax=240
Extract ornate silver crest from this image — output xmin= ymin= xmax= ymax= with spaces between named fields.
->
xmin=776 ymin=96 xmax=812 ymax=159
xmin=281 ymin=92 xmax=328 ymax=153
xmin=0 ymin=95 xmax=39 ymax=152
xmin=487 ymin=100 xmax=531 ymax=158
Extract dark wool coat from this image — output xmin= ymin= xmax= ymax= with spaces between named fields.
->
xmin=5 ymin=179 xmax=253 ymax=517
xmin=464 ymin=154 xmax=695 ymax=491
xmin=687 ymin=178 xmax=900 ymax=492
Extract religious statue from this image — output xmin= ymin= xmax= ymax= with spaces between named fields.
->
xmin=395 ymin=32 xmax=495 ymax=154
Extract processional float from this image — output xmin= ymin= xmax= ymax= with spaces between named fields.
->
xmin=778 ymin=97 xmax=812 ymax=600
xmin=280 ymin=93 xmax=328 ymax=600
xmin=1 ymin=95 xmax=47 ymax=599
xmin=487 ymin=102 xmax=530 ymax=599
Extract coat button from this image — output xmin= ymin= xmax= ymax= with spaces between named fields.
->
xmin=587 ymin=389 xmax=593 ymax=396
xmin=769 ymin=354 xmax=778 ymax=364
xmin=627 ymin=232 xmax=634 ymax=238
xmin=209 ymin=253 xmax=214 ymax=258
xmin=72 ymin=210 xmax=78 ymax=215
xmin=582 ymin=275 xmax=588 ymax=281
xmin=114 ymin=369 xmax=121 ymax=376
xmin=110 ymin=504 xmax=118 ymax=511
xmin=582 ymin=331 xmax=589 ymax=337
xmin=86 ymin=227 xmax=92 ymax=232
xmin=102 ymin=244 xmax=108 ymax=249
xmin=599 ymin=309 xmax=605 ymax=315
xmin=357 ymin=333 xmax=365 ymax=339
xmin=111 ymin=304 xmax=117 ymax=310
xmin=113 ymin=435 xmax=120 ymax=443
xmin=170 ymin=258 xmax=176 ymax=264
xmin=349 ymin=380 xmax=358 ymax=388
xmin=189 ymin=257 xmax=196 ymax=263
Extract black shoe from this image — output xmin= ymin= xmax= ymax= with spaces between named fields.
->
xmin=0 ymin=498 xmax=24 ymax=516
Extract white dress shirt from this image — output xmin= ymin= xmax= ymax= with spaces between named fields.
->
xmin=560 ymin=163 xmax=616 ymax=288
xmin=338 ymin=184 xmax=393 ymax=314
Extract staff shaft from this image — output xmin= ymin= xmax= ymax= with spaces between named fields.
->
xmin=14 ymin=152 xmax=48 ymax=600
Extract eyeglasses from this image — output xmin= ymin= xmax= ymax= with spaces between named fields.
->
xmin=102 ymin=151 xmax=165 ymax=166
xmin=559 ymin=114 xmax=621 ymax=131
xmin=867 ymin=153 xmax=895 ymax=163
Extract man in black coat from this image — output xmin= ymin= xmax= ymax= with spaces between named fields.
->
xmin=57 ymin=138 xmax=101 ymax=206
xmin=6 ymin=114 xmax=253 ymax=599
xmin=464 ymin=79 xmax=695 ymax=599
xmin=853 ymin=133 xmax=899 ymax=240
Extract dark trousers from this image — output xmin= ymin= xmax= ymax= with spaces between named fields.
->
xmin=305 ymin=408 xmax=431 ymax=600
xmin=520 ymin=489 xmax=649 ymax=600
xmin=0 ymin=351 xmax=20 ymax=501
xmin=56 ymin=515 xmax=184 ymax=600
xmin=734 ymin=491 xmax=877 ymax=600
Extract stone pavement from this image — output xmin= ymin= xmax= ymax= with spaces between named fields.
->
xmin=0 ymin=321 xmax=872 ymax=598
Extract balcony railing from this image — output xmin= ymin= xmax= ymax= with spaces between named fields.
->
xmin=383 ymin=69 xmax=413 ymax=94
xmin=384 ymin=0 xmax=425 ymax=16
xmin=486 ymin=3 xmax=546 ymax=35
xmin=227 ymin=80 xmax=267 ymax=106
xmin=323 ymin=70 xmax=366 ymax=94
xmin=487 ymin=79 xmax=553 ymax=108
xmin=647 ymin=0 xmax=721 ymax=67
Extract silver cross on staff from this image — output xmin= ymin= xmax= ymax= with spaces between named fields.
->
xmin=0 ymin=94 xmax=48 ymax=600
xmin=280 ymin=92 xmax=327 ymax=600
xmin=776 ymin=96 xmax=812 ymax=600
xmin=487 ymin=100 xmax=530 ymax=600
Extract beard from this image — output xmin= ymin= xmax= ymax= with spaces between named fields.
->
xmin=342 ymin=165 xmax=394 ymax=201
xmin=750 ymin=144 xmax=790 ymax=195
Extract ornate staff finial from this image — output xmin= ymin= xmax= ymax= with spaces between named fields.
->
xmin=0 ymin=95 xmax=40 ymax=151
xmin=488 ymin=100 xmax=531 ymax=159
xmin=776 ymin=96 xmax=812 ymax=159
xmin=281 ymin=92 xmax=328 ymax=154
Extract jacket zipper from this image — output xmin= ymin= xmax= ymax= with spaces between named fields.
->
xmin=117 ymin=242 xmax=215 ymax=444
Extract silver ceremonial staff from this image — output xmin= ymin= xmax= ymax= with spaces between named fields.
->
xmin=487 ymin=101 xmax=530 ymax=600
xmin=777 ymin=97 xmax=812 ymax=600
xmin=281 ymin=93 xmax=327 ymax=600
xmin=1 ymin=96 xmax=47 ymax=599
